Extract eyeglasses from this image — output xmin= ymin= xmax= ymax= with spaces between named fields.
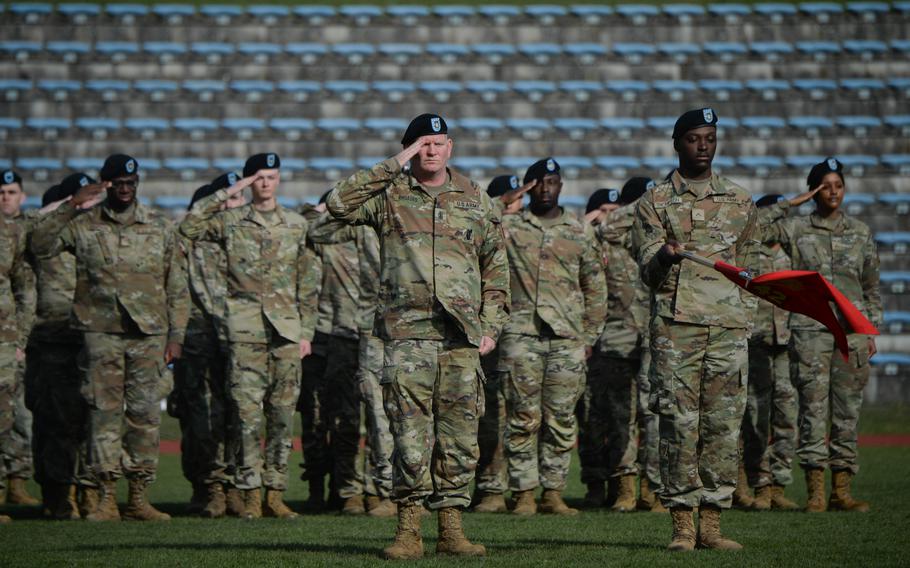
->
xmin=110 ymin=179 xmax=138 ymax=189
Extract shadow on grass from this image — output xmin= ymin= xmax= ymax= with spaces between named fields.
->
xmin=63 ymin=541 xmax=380 ymax=556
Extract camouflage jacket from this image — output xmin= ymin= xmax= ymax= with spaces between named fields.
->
xmin=502 ymin=207 xmax=606 ymax=345
xmin=0 ymin=215 xmax=36 ymax=349
xmin=299 ymin=206 xmax=331 ymax=339
xmin=752 ymin=243 xmax=791 ymax=346
xmin=596 ymin=205 xmax=650 ymax=358
xmin=631 ymin=170 xmax=760 ymax=329
xmin=327 ymin=158 xmax=510 ymax=346
xmin=179 ymin=190 xmax=317 ymax=344
xmin=761 ymin=202 xmax=882 ymax=331
xmin=29 ymin=249 xmax=80 ymax=344
xmin=30 ymin=200 xmax=187 ymax=342
xmin=181 ymin=237 xmax=228 ymax=353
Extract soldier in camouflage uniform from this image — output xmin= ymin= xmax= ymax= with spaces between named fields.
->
xmin=172 ymin=173 xmax=247 ymax=518
xmin=31 ymin=155 xmax=187 ymax=522
xmin=0 ymin=169 xmax=39 ymax=507
xmin=760 ymin=158 xmax=882 ymax=513
xmin=180 ymin=153 xmax=317 ymax=520
xmin=631 ymin=109 xmax=760 ymax=551
xmin=28 ymin=174 xmax=98 ymax=520
xmin=0 ymin=178 xmax=35 ymax=523
xmin=501 ymin=158 xmax=607 ymax=517
xmin=327 ymin=114 xmax=510 ymax=559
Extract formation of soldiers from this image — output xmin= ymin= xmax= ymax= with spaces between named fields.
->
xmin=0 ymin=108 xmax=881 ymax=558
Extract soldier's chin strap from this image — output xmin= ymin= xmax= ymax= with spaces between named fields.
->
xmin=678 ymin=251 xmax=755 ymax=287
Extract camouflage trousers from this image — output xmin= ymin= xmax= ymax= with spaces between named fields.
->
xmin=325 ymin=335 xmax=364 ymax=499
xmin=28 ymin=341 xmax=94 ymax=487
xmin=359 ymin=333 xmax=392 ymax=499
xmin=1 ymin=360 xmax=33 ymax=480
xmin=228 ymin=339 xmax=301 ymax=491
xmin=173 ymin=343 xmax=234 ymax=487
xmin=578 ymin=353 xmax=640 ymax=483
xmin=475 ymin=348 xmax=507 ymax=495
xmin=82 ymin=332 xmax=171 ymax=482
xmin=298 ymin=332 xmax=329 ymax=483
xmin=636 ymin=333 xmax=662 ymax=490
xmin=650 ymin=318 xmax=748 ymax=509
xmin=790 ymin=330 xmax=870 ymax=474
xmin=382 ymin=338 xmax=483 ymax=509
xmin=743 ymin=340 xmax=797 ymax=487
xmin=501 ymin=333 xmax=586 ymax=492
xmin=0 ymin=344 xmax=16 ymax=492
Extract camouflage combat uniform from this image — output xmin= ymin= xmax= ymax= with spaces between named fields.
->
xmin=579 ymin=205 xmax=648 ymax=484
xmin=761 ymin=202 xmax=882 ymax=474
xmin=327 ymin=158 xmax=510 ymax=509
xmin=31 ymin=200 xmax=187 ymax=483
xmin=180 ymin=191 xmax=316 ymax=491
xmin=500 ymin=208 xmax=606 ymax=492
xmin=632 ymin=171 xmax=759 ymax=509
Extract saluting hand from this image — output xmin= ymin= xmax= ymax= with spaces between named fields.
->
xmin=788 ymin=184 xmax=824 ymax=207
xmin=394 ymin=137 xmax=429 ymax=168
xmin=226 ymin=174 xmax=259 ymax=198
xmin=71 ymin=181 xmax=110 ymax=210
xmin=501 ymin=179 xmax=536 ymax=206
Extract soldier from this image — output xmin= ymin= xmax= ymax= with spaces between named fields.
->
xmin=28 ymin=174 xmax=99 ymax=520
xmin=0 ymin=174 xmax=35 ymax=523
xmin=31 ymin=154 xmax=187 ymax=522
xmin=179 ymin=153 xmax=317 ymax=520
xmin=631 ymin=108 xmax=760 ymax=551
xmin=579 ymin=179 xmax=653 ymax=512
xmin=327 ymin=113 xmax=510 ymax=559
xmin=501 ymin=158 xmax=607 ymax=517
xmin=0 ymin=169 xmax=39 ymax=507
xmin=172 ymin=172 xmax=247 ymax=518
xmin=760 ymin=158 xmax=882 ymax=513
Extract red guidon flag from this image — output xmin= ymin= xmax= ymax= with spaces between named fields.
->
xmin=680 ymin=252 xmax=878 ymax=360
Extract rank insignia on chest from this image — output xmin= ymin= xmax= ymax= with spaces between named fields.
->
xmin=435 ymin=209 xmax=447 ymax=222
xmin=692 ymin=209 xmax=705 ymax=222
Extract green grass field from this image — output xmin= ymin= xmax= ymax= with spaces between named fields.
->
xmin=3 ymin=405 xmax=909 ymax=567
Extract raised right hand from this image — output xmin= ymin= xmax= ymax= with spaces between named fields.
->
xmin=71 ymin=181 xmax=110 ymax=209
xmin=788 ymin=184 xmax=823 ymax=207
xmin=394 ymin=137 xmax=428 ymax=168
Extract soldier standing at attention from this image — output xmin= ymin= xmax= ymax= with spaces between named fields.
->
xmin=0 ymin=169 xmax=39 ymax=508
xmin=180 ymin=153 xmax=317 ymax=520
xmin=327 ymin=114 xmax=510 ymax=559
xmin=631 ymin=109 xmax=760 ymax=551
xmin=760 ymin=158 xmax=881 ymax=513
xmin=501 ymin=158 xmax=606 ymax=517
xmin=31 ymin=155 xmax=187 ymax=522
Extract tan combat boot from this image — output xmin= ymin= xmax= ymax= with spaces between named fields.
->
xmin=382 ymin=501 xmax=424 ymax=560
xmin=583 ymin=482 xmax=606 ymax=508
xmin=243 ymin=488 xmax=262 ymax=519
xmin=341 ymin=494 xmax=365 ymax=515
xmin=473 ymin=491 xmax=507 ymax=513
xmin=367 ymin=497 xmax=397 ymax=518
xmin=667 ymin=506 xmax=696 ymax=551
xmin=539 ymin=489 xmax=579 ymax=516
xmin=86 ymin=480 xmax=120 ymax=522
xmin=51 ymin=485 xmax=80 ymax=520
xmin=770 ymin=484 xmax=799 ymax=510
xmin=436 ymin=507 xmax=486 ymax=557
xmin=651 ymin=499 xmax=669 ymax=513
xmin=123 ymin=479 xmax=171 ymax=521
xmin=0 ymin=514 xmax=9 ymax=523
xmin=200 ymin=483 xmax=226 ymax=518
xmin=611 ymin=475 xmax=637 ymax=512
xmin=751 ymin=485 xmax=771 ymax=511
xmin=263 ymin=489 xmax=298 ymax=519
xmin=804 ymin=468 xmax=827 ymax=513
xmin=732 ymin=466 xmax=754 ymax=509
xmin=225 ymin=485 xmax=245 ymax=517
xmin=79 ymin=486 xmax=100 ymax=518
xmin=697 ymin=505 xmax=743 ymax=550
xmin=829 ymin=470 xmax=870 ymax=513
xmin=638 ymin=478 xmax=656 ymax=510
xmin=6 ymin=477 xmax=39 ymax=505
xmin=511 ymin=489 xmax=537 ymax=516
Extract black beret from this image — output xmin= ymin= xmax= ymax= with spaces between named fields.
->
xmin=486 ymin=174 xmax=520 ymax=198
xmin=99 ymin=154 xmax=138 ymax=181
xmin=41 ymin=185 xmax=61 ymax=207
xmin=807 ymin=157 xmax=843 ymax=188
xmin=672 ymin=107 xmax=718 ymax=139
xmin=58 ymin=172 xmax=95 ymax=200
xmin=210 ymin=171 xmax=240 ymax=192
xmin=523 ymin=157 xmax=561 ymax=185
xmin=189 ymin=184 xmax=216 ymax=209
xmin=619 ymin=176 xmax=655 ymax=205
xmin=401 ymin=113 xmax=448 ymax=146
xmin=755 ymin=194 xmax=784 ymax=208
xmin=243 ymin=153 xmax=280 ymax=177
xmin=586 ymin=188 xmax=620 ymax=213
xmin=2 ymin=169 xmax=22 ymax=186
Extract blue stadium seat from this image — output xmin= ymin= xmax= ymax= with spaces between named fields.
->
xmin=505 ymin=119 xmax=552 ymax=140
xmin=154 ymin=196 xmax=192 ymax=211
xmin=754 ymin=3 xmax=798 ymax=22
xmin=473 ymin=43 xmax=517 ymax=64
xmin=222 ymin=118 xmax=266 ymax=140
xmin=605 ymin=80 xmax=650 ymax=101
xmin=16 ymin=158 xmax=62 ymax=179
xmin=560 ymin=81 xmax=603 ymax=102
xmin=191 ymin=42 xmax=235 ymax=62
xmin=58 ymin=3 xmax=101 ymax=22
xmin=512 ymin=80 xmax=557 ymax=101
xmin=892 ymin=40 xmax=910 ymax=55
xmin=881 ymin=271 xmax=910 ymax=294
xmin=373 ymin=81 xmax=416 ymax=101
xmin=451 ymin=157 xmax=498 ymax=178
xmin=432 ymin=5 xmax=476 ymax=24
xmin=646 ymin=117 xmax=677 ymax=135
xmin=152 ymin=4 xmax=195 ymax=23
xmin=786 ymin=155 xmax=826 ymax=171
xmin=843 ymin=39 xmax=888 ymax=59
xmin=0 ymin=158 xmax=12 ymax=171
xmin=570 ymin=5 xmax=613 ymax=24
xmin=387 ymin=5 xmax=429 ymax=24
xmin=135 ymin=80 xmax=178 ymax=101
xmin=499 ymin=157 xmax=537 ymax=172
xmin=564 ymin=42 xmax=608 ymax=64
xmin=707 ymin=3 xmax=752 ymax=22
xmin=419 ymin=81 xmax=463 ymax=102
xmin=738 ymin=156 xmax=784 ymax=174
xmin=841 ymin=78 xmax=885 ymax=99
xmin=847 ymin=2 xmax=890 ymax=21
xmin=96 ymin=41 xmax=140 ymax=60
xmin=877 ymin=232 xmax=910 ymax=253
xmin=799 ymin=2 xmax=844 ymax=22
xmin=455 ymin=118 xmax=504 ymax=139
xmin=425 ymin=43 xmax=470 ymax=62
xmin=106 ymin=4 xmax=150 ymax=21
xmin=879 ymin=194 xmax=910 ymax=215
xmin=884 ymin=115 xmax=910 ymax=136
xmin=164 ymin=158 xmax=211 ymax=180
xmin=37 ymin=79 xmax=81 ymax=100
xmin=789 ymin=116 xmax=835 ymax=136
xmin=0 ymin=118 xmax=23 ymax=136
xmin=324 ymin=80 xmax=368 ymax=102
xmin=890 ymin=77 xmax=910 ymax=98
xmin=125 ymin=118 xmax=170 ymax=138
xmin=526 ymin=4 xmax=568 ymax=24
xmin=554 ymin=156 xmax=594 ymax=177
xmin=465 ymin=80 xmax=510 ymax=102
xmin=836 ymin=115 xmax=882 ymax=136
xmin=10 ymin=3 xmax=52 ymax=20
xmin=746 ymin=79 xmax=791 ymax=100
xmin=85 ymin=79 xmax=130 ymax=101
xmin=46 ymin=41 xmax=91 ymax=62
xmin=173 ymin=118 xmax=218 ymax=138
xmin=554 ymin=118 xmax=599 ymax=139
xmin=601 ymin=118 xmax=646 ymax=138
xmin=796 ymin=40 xmax=842 ymax=60
xmin=143 ymin=41 xmax=187 ymax=62
xmin=652 ymin=80 xmax=697 ymax=101
xmin=0 ymin=41 xmax=41 ymax=61
xmin=316 ymin=118 xmax=361 ymax=140
xmin=741 ymin=116 xmax=787 ymax=137
xmin=715 ymin=117 xmax=740 ymax=132
xmin=793 ymin=78 xmax=838 ymax=99
xmin=519 ymin=43 xmax=562 ymax=64
xmin=309 ymin=158 xmax=355 ymax=179
xmin=615 ymin=4 xmax=660 ymax=24
xmin=871 ymin=354 xmax=910 ymax=376
xmin=363 ymin=118 xmax=408 ymax=140
xmin=183 ymin=80 xmax=226 ymax=101
xmin=841 ymin=192 xmax=877 ymax=214
xmin=238 ymin=42 xmax=282 ymax=63
xmin=882 ymin=155 xmax=910 ymax=174
xmin=595 ymin=156 xmax=642 ymax=176
xmin=277 ymin=80 xmax=321 ymax=102
xmin=200 ymin=5 xmax=244 ymax=24
xmin=663 ymin=3 xmax=706 ymax=22
xmin=211 ymin=158 xmax=244 ymax=172
xmin=339 ymin=5 xmax=383 ymax=25
xmin=332 ymin=43 xmax=375 ymax=64
xmin=269 ymin=118 xmax=314 ymax=140
xmin=703 ymin=41 xmax=748 ymax=62
xmin=750 ymin=41 xmax=794 ymax=60
xmin=657 ymin=42 xmax=701 ymax=63
xmin=612 ymin=42 xmax=656 ymax=63
xmin=698 ymin=79 xmax=744 ymax=101
xmin=712 ymin=156 xmax=736 ymax=171
xmin=277 ymin=196 xmax=301 ymax=207
xmin=248 ymin=5 xmax=291 ymax=24
xmin=229 ymin=80 xmax=275 ymax=102
xmin=75 ymin=117 xmax=121 ymax=137
xmin=65 ymin=157 xmax=102 ymax=172
xmin=378 ymin=43 xmax=422 ymax=64
xmin=478 ymin=5 xmax=521 ymax=23
xmin=286 ymin=43 xmax=329 ymax=63
xmin=292 ymin=5 xmax=336 ymax=23
xmin=643 ymin=156 xmax=678 ymax=173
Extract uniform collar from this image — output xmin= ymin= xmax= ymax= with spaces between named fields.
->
xmin=670 ymin=169 xmax=728 ymax=199
xmin=101 ymin=199 xmax=146 ymax=224
xmin=245 ymin=203 xmax=286 ymax=227
xmin=810 ymin=211 xmax=845 ymax=232
xmin=521 ymin=206 xmax=571 ymax=228
xmin=408 ymin=168 xmax=461 ymax=195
